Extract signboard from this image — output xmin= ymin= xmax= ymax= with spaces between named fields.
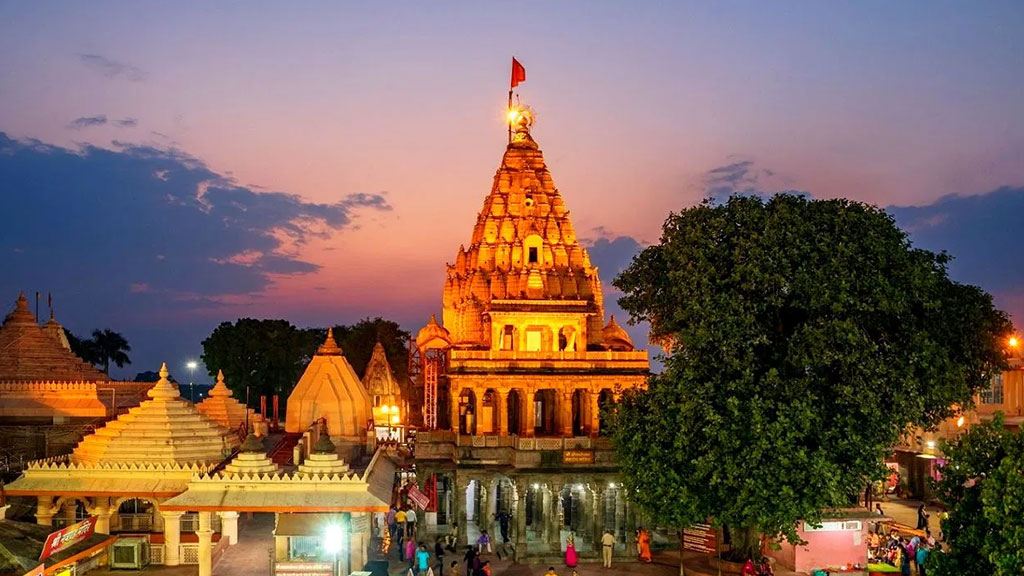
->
xmin=40 ymin=516 xmax=98 ymax=561
xmin=408 ymin=485 xmax=430 ymax=510
xmin=562 ymin=450 xmax=594 ymax=464
xmin=274 ymin=561 xmax=334 ymax=576
xmin=682 ymin=523 xmax=717 ymax=555
xmin=23 ymin=564 xmax=45 ymax=576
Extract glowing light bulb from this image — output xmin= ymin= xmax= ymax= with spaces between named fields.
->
xmin=507 ymin=109 xmax=519 ymax=123
xmin=381 ymin=405 xmax=390 ymax=414
xmin=957 ymin=415 xmax=965 ymax=428
xmin=1010 ymin=336 xmax=1019 ymax=348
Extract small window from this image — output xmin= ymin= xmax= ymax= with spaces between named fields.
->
xmin=373 ymin=395 xmax=382 ymax=407
xmin=528 ymin=247 xmax=538 ymax=264
xmin=981 ymin=374 xmax=1004 ymax=404
xmin=501 ymin=325 xmax=515 ymax=351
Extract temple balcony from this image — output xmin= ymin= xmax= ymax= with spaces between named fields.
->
xmin=414 ymin=430 xmax=617 ymax=469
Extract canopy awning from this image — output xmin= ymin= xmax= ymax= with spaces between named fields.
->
xmin=3 ymin=475 xmax=190 ymax=498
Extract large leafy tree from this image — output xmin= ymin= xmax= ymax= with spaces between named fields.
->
xmin=201 ymin=318 xmax=320 ymax=399
xmin=930 ymin=415 xmax=1024 ymax=576
xmin=333 ymin=318 xmax=411 ymax=383
xmin=612 ymin=194 xmax=1011 ymax=560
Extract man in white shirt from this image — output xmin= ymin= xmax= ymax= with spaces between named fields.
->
xmin=406 ymin=506 xmax=418 ymax=539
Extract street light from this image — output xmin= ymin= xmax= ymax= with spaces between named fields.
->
xmin=323 ymin=523 xmax=346 ymax=576
xmin=186 ymin=361 xmax=198 ymax=402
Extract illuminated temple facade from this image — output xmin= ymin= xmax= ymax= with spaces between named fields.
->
xmin=415 ymin=107 xmax=650 ymax=561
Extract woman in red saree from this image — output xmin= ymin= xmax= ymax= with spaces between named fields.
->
xmin=565 ymin=531 xmax=578 ymax=567
xmin=636 ymin=528 xmax=652 ymax=563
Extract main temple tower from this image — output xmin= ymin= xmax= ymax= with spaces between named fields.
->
xmin=415 ymin=102 xmax=649 ymax=561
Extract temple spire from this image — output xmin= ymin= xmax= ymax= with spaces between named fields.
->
xmin=317 ymin=327 xmax=342 ymax=356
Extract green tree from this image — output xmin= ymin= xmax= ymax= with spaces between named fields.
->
xmin=65 ymin=329 xmax=100 ymax=366
xmin=333 ymin=318 xmax=411 ymax=382
xmin=612 ymin=194 xmax=1011 ymax=560
xmin=201 ymin=319 xmax=319 ymax=399
xmin=90 ymin=328 xmax=132 ymax=375
xmin=930 ymin=414 xmax=1024 ymax=576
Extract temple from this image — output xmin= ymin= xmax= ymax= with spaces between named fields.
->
xmin=414 ymin=105 xmax=650 ymax=561
xmin=284 ymin=328 xmax=374 ymax=459
xmin=362 ymin=342 xmax=405 ymax=438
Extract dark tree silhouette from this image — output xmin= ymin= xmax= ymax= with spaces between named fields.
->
xmin=90 ymin=328 xmax=132 ymax=375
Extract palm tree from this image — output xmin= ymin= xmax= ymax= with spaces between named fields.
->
xmin=91 ymin=329 xmax=132 ymax=375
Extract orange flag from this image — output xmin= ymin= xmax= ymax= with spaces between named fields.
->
xmin=511 ymin=57 xmax=526 ymax=88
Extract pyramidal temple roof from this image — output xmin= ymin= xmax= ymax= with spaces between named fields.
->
xmin=284 ymin=329 xmax=372 ymax=438
xmin=197 ymin=369 xmax=256 ymax=432
xmin=0 ymin=293 xmax=109 ymax=382
xmin=71 ymin=363 xmax=238 ymax=465
xmin=441 ymin=108 xmax=606 ymax=346
xmin=362 ymin=342 xmax=401 ymax=399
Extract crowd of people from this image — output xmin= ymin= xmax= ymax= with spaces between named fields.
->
xmin=868 ymin=527 xmax=935 ymax=576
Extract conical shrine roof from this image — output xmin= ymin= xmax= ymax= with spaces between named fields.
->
xmin=221 ymin=434 xmax=280 ymax=476
xmin=196 ymin=369 xmax=255 ymax=431
xmin=284 ymin=331 xmax=372 ymax=438
xmin=0 ymin=293 xmax=109 ymax=382
xmin=362 ymin=342 xmax=401 ymax=399
xmin=441 ymin=108 xmax=606 ymax=346
xmin=71 ymin=363 xmax=239 ymax=465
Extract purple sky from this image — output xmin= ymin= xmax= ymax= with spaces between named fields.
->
xmin=1 ymin=2 xmax=1023 ymax=379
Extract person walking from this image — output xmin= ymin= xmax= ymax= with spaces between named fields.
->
xmin=915 ymin=541 xmax=930 ymax=576
xmin=916 ymin=504 xmax=929 ymax=530
xmin=899 ymin=540 xmax=912 ymax=576
xmin=396 ymin=508 xmax=408 ymax=556
xmin=601 ymin=530 xmax=615 ymax=568
xmin=415 ymin=543 xmax=431 ymax=576
xmin=435 ymin=538 xmax=446 ymax=576
xmin=448 ymin=561 xmax=460 ymax=576
xmin=406 ymin=537 xmax=417 ymax=572
xmin=407 ymin=506 xmax=418 ymax=540
xmin=463 ymin=545 xmax=477 ymax=576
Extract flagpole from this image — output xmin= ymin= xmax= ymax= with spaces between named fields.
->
xmin=507 ymin=89 xmax=513 ymax=144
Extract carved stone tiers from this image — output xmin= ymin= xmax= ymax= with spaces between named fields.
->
xmin=296 ymin=435 xmax=350 ymax=477
xmin=71 ymin=363 xmax=238 ymax=465
xmin=441 ymin=113 xmax=606 ymax=348
xmin=197 ymin=369 xmax=255 ymax=431
xmin=0 ymin=293 xmax=108 ymax=382
xmin=222 ymin=434 xmax=280 ymax=476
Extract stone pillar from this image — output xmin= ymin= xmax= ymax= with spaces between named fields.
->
xmin=455 ymin=475 xmax=468 ymax=547
xmin=275 ymin=536 xmax=289 ymax=561
xmin=549 ymin=481 xmax=564 ymax=552
xmin=589 ymin=391 xmax=601 ymax=437
xmin=91 ymin=497 xmax=112 ymax=535
xmin=514 ymin=483 xmax=528 ymax=561
xmin=197 ymin=511 xmax=213 ymax=576
xmin=614 ymin=487 xmax=625 ymax=543
xmin=451 ymin=385 xmax=462 ymax=434
xmin=63 ymin=500 xmax=76 ymax=525
xmin=488 ymin=480 xmax=499 ymax=525
xmin=219 ymin=511 xmax=240 ymax=545
xmin=36 ymin=497 xmax=54 ymax=527
xmin=478 ymin=479 xmax=490 ymax=533
xmin=472 ymin=388 xmax=482 ymax=435
xmin=524 ymin=391 xmax=535 ymax=436
xmin=560 ymin=392 xmax=573 ymax=436
xmin=161 ymin=511 xmax=184 ymax=566
xmin=624 ymin=499 xmax=637 ymax=557
xmin=497 ymin=391 xmax=509 ymax=435
xmin=593 ymin=484 xmax=606 ymax=549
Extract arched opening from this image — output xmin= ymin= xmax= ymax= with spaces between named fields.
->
xmin=598 ymin=389 xmax=615 ymax=436
xmin=115 ymin=498 xmax=157 ymax=532
xmin=507 ymin=389 xmax=522 ymax=435
xmin=571 ymin=389 xmax=587 ymax=436
xmin=459 ymin=388 xmax=477 ymax=435
xmin=558 ymin=326 xmax=577 ymax=352
xmin=54 ymin=497 xmax=89 ymax=528
xmin=534 ymin=390 xmax=558 ymax=436
xmin=481 ymin=389 xmax=497 ymax=434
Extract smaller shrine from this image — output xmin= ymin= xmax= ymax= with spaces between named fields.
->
xmin=196 ymin=369 xmax=258 ymax=436
xmin=284 ymin=329 xmax=373 ymax=458
xmin=361 ymin=342 xmax=404 ymax=439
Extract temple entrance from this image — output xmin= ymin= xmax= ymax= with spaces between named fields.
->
xmin=571 ymin=389 xmax=587 ymax=436
xmin=481 ymin=389 xmax=497 ymax=434
xmin=534 ymin=390 xmax=558 ymax=436
xmin=459 ymin=388 xmax=477 ymax=435
xmin=598 ymin=389 xmax=615 ymax=435
xmin=507 ymin=389 xmax=522 ymax=435
xmin=115 ymin=497 xmax=157 ymax=532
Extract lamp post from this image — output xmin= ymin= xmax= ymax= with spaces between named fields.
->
xmin=187 ymin=361 xmax=198 ymax=402
xmin=323 ymin=523 xmax=345 ymax=576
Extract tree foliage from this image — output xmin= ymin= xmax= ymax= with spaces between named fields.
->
xmin=930 ymin=414 xmax=1024 ymax=576
xmin=200 ymin=317 xmax=410 ymax=402
xmin=611 ymin=194 xmax=1011 ymax=559
xmin=67 ymin=328 xmax=132 ymax=375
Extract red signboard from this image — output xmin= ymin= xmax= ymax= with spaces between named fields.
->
xmin=408 ymin=485 xmax=430 ymax=510
xmin=682 ymin=523 xmax=718 ymax=554
xmin=40 ymin=516 xmax=98 ymax=561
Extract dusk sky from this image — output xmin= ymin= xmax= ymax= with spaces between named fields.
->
xmin=2 ymin=2 xmax=1023 ymax=380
